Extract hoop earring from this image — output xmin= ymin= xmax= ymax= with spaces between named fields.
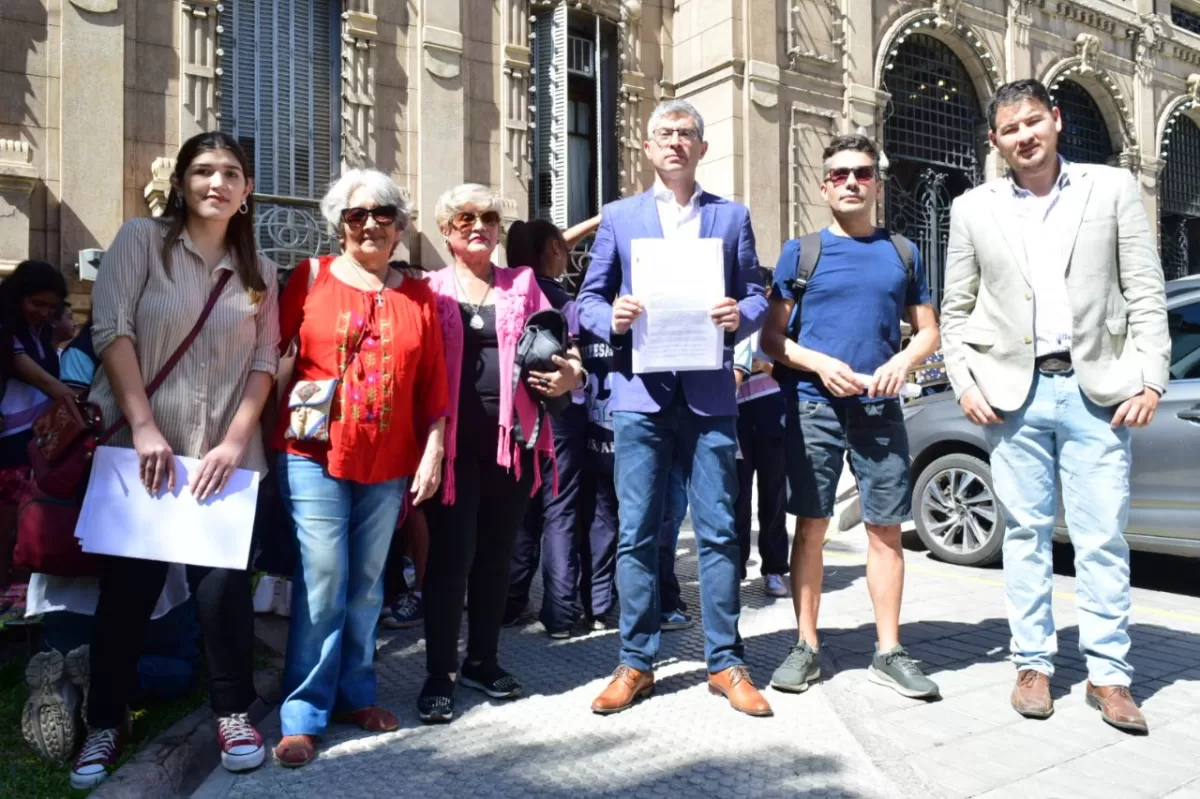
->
xmin=238 ymin=200 xmax=249 ymax=215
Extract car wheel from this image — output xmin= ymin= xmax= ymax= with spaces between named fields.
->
xmin=912 ymin=453 xmax=1005 ymax=566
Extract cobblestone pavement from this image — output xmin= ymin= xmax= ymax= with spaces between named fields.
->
xmin=193 ymin=509 xmax=1200 ymax=799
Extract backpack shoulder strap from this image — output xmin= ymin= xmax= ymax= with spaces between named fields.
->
xmin=794 ymin=232 xmax=823 ymax=290
xmin=888 ymin=234 xmax=916 ymax=282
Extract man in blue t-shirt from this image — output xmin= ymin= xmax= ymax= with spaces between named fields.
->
xmin=761 ymin=134 xmax=941 ymax=700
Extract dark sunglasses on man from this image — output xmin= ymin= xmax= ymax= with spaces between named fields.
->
xmin=340 ymin=205 xmax=399 ymax=227
xmin=452 ymin=210 xmax=502 ymax=231
xmin=825 ymin=166 xmax=876 ymax=186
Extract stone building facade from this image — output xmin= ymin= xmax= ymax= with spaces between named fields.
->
xmin=3 ymin=0 xmax=1200 ymax=310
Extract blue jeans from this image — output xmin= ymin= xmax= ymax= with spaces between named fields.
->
xmin=277 ymin=454 xmax=407 ymax=736
xmin=986 ymin=372 xmax=1133 ymax=686
xmin=658 ymin=464 xmax=689 ymax=615
xmin=612 ymin=395 xmax=744 ymax=673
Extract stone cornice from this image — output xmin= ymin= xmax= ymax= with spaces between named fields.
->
xmin=0 ymin=140 xmax=38 ymax=194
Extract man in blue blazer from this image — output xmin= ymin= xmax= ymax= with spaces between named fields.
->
xmin=577 ymin=99 xmax=771 ymax=717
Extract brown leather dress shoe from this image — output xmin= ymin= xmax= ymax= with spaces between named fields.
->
xmin=591 ymin=665 xmax=654 ymax=715
xmin=1086 ymin=682 xmax=1148 ymax=734
xmin=1010 ymin=669 xmax=1053 ymax=719
xmin=708 ymin=665 xmax=773 ymax=717
xmin=273 ymin=735 xmax=317 ymax=768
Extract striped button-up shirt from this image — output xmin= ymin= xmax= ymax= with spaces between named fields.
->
xmin=88 ymin=217 xmax=280 ymax=473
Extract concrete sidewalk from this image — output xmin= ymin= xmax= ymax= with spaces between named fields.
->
xmin=192 ymin=506 xmax=1200 ymax=798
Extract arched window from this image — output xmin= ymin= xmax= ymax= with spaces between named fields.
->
xmin=1161 ymin=114 xmax=1200 ymax=280
xmin=1051 ymin=80 xmax=1116 ymax=165
xmin=883 ymin=34 xmax=986 ymax=304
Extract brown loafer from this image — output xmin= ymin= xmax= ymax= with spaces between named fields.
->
xmin=708 ymin=665 xmax=773 ymax=717
xmin=333 ymin=706 xmax=400 ymax=732
xmin=1086 ymin=682 xmax=1148 ymax=734
xmin=273 ymin=734 xmax=317 ymax=768
xmin=591 ymin=665 xmax=654 ymax=715
xmin=1011 ymin=669 xmax=1053 ymax=719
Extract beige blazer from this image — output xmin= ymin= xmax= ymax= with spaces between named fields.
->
xmin=940 ymin=162 xmax=1170 ymax=412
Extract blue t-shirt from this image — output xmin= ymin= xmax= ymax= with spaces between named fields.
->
xmin=772 ymin=228 xmax=930 ymax=405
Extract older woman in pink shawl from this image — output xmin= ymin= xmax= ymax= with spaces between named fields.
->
xmin=417 ymin=183 xmax=584 ymax=723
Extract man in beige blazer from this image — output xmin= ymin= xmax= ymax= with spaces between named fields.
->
xmin=941 ymin=79 xmax=1169 ymax=735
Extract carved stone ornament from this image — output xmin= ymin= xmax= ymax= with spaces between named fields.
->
xmin=1189 ymin=73 xmax=1200 ymax=104
xmin=932 ymin=0 xmax=961 ymax=32
xmin=0 ymin=140 xmax=38 ymax=194
xmin=69 ymin=0 xmax=119 ymax=12
xmin=423 ymin=25 xmax=464 ymax=79
xmin=143 ymin=157 xmax=177 ymax=217
xmin=1136 ymin=13 xmax=1170 ymax=83
xmin=1075 ymin=33 xmax=1101 ymax=74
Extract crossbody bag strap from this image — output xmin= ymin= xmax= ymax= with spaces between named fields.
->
xmin=97 ymin=269 xmax=234 ymax=444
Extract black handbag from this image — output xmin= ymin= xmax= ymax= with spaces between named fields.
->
xmin=511 ymin=308 xmax=571 ymax=448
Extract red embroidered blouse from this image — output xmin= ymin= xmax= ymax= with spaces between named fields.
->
xmin=272 ymin=256 xmax=449 ymax=484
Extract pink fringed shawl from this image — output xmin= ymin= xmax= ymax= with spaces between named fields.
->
xmin=428 ymin=265 xmax=558 ymax=504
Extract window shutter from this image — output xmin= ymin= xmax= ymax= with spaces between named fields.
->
xmin=549 ymin=4 xmax=568 ymax=229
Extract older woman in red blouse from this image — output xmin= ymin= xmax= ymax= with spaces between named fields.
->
xmin=272 ymin=169 xmax=447 ymax=768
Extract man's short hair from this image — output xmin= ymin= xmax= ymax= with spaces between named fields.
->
xmin=986 ymin=79 xmax=1054 ymax=131
xmin=821 ymin=135 xmax=879 ymax=173
xmin=646 ymin=99 xmax=705 ymax=142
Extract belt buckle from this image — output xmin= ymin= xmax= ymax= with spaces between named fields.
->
xmin=1038 ymin=356 xmax=1071 ymax=374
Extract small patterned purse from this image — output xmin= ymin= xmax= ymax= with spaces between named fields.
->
xmin=284 ymin=378 xmax=341 ymax=442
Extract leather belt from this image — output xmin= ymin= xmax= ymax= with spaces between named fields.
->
xmin=1036 ymin=353 xmax=1073 ymax=374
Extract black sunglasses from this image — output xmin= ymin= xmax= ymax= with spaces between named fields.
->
xmin=341 ymin=205 xmax=399 ymax=227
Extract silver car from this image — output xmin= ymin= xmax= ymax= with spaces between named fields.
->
xmin=903 ymin=276 xmax=1200 ymax=566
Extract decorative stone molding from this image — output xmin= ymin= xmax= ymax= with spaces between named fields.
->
xmin=747 ymin=60 xmax=781 ymax=109
xmin=423 ymin=25 xmax=464 ymax=80
xmin=1075 ymin=33 xmax=1101 ymax=74
xmin=0 ymin=140 xmax=38 ymax=193
xmin=142 ymin=157 xmax=177 ymax=217
xmin=877 ymin=14 xmax=1002 ymax=94
xmin=932 ymin=0 xmax=961 ymax=32
xmin=180 ymin=0 xmax=221 ymax=137
xmin=503 ymin=0 xmax=531 ymax=182
xmin=618 ymin=0 xmax=645 ymax=196
xmin=844 ymin=83 xmax=890 ymax=134
xmin=1189 ymin=74 xmax=1200 ymax=105
xmin=1049 ymin=0 xmax=1122 ymax=37
xmin=342 ymin=1 xmax=378 ymax=168
xmin=788 ymin=0 xmax=844 ymax=71
xmin=69 ymin=0 xmax=119 ymax=12
xmin=1134 ymin=13 xmax=1170 ymax=85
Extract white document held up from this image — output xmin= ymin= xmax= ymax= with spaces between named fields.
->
xmin=75 ymin=446 xmax=259 ymax=570
xmin=631 ymin=237 xmax=724 ymax=374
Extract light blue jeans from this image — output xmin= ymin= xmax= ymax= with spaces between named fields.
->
xmin=986 ymin=371 xmax=1133 ymax=686
xmin=277 ymin=454 xmax=407 ymax=736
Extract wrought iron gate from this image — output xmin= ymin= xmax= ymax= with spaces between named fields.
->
xmin=1160 ymin=114 xmax=1200 ymax=280
xmin=885 ymin=169 xmax=952 ymax=303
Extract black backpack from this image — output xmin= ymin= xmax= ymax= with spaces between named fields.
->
xmin=511 ymin=308 xmax=571 ymax=448
xmin=772 ymin=231 xmax=916 ymax=387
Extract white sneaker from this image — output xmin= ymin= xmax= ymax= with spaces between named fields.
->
xmin=217 ymin=713 xmax=265 ymax=773
xmin=764 ymin=574 xmax=790 ymax=598
xmin=22 ymin=650 xmax=81 ymax=763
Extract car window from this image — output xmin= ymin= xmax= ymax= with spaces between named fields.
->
xmin=1168 ymin=300 xmax=1200 ymax=381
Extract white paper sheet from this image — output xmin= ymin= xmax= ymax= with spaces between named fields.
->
xmin=75 ymin=446 xmax=259 ymax=570
xmin=630 ymin=238 xmax=725 ymax=374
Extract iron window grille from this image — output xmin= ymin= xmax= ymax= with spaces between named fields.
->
xmin=882 ymin=34 xmax=983 ymax=173
xmin=1051 ymin=80 xmax=1116 ymax=165
xmin=1161 ymin=114 xmax=1200 ymax=279
xmin=1172 ymin=5 xmax=1200 ymax=36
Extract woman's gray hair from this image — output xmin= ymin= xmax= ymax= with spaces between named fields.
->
xmin=434 ymin=183 xmax=504 ymax=232
xmin=320 ymin=168 xmax=410 ymax=233
xmin=646 ymin=99 xmax=705 ymax=141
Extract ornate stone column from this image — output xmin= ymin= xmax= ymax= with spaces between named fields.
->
xmin=342 ymin=1 xmax=378 ymax=169
xmin=418 ymin=0 xmax=466 ymax=267
xmin=1005 ymin=0 xmax=1033 ymax=83
xmin=1133 ymin=12 xmax=1169 ymax=211
xmin=501 ymin=0 xmax=531 ymax=219
xmin=0 ymin=141 xmax=40 ymax=274
xmin=619 ymin=0 xmax=646 ymax=196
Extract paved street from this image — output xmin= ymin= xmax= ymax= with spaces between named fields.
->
xmin=192 ymin=503 xmax=1200 ymax=799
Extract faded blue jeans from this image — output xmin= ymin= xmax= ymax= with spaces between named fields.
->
xmin=986 ymin=371 xmax=1133 ymax=686
xmin=612 ymin=394 xmax=744 ymax=673
xmin=277 ymin=454 xmax=407 ymax=736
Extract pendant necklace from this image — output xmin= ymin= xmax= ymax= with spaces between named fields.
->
xmin=454 ymin=268 xmax=494 ymax=330
xmin=348 ymin=257 xmax=387 ymax=306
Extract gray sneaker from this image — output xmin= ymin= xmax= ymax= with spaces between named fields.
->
xmin=868 ymin=645 xmax=940 ymax=699
xmin=770 ymin=642 xmax=821 ymax=693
